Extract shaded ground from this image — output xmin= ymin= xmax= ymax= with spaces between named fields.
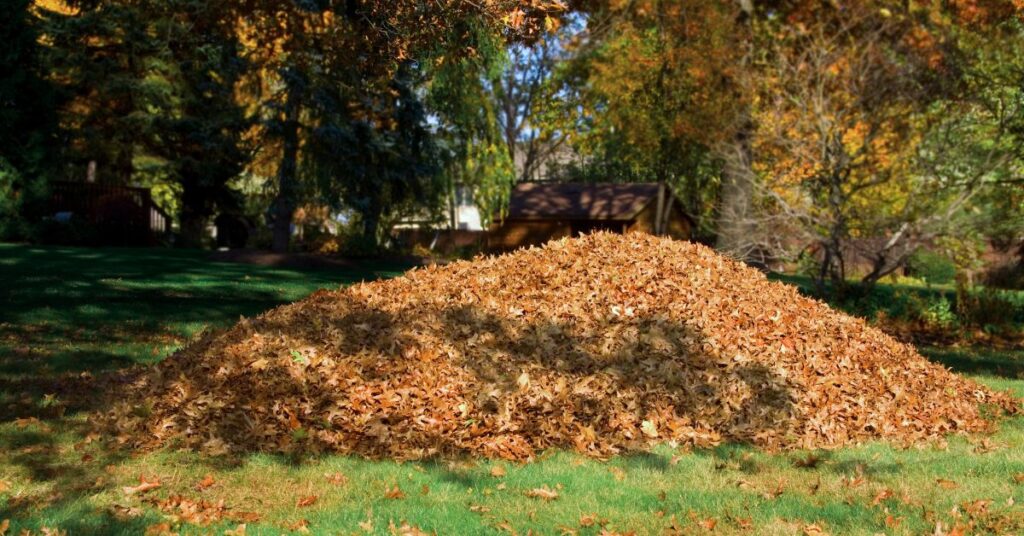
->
xmin=0 ymin=243 xmax=1022 ymax=535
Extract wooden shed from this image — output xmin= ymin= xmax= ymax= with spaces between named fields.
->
xmin=489 ymin=182 xmax=694 ymax=251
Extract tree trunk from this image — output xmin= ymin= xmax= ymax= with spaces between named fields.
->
xmin=362 ymin=203 xmax=382 ymax=247
xmin=179 ymin=208 xmax=207 ymax=249
xmin=271 ymin=81 xmax=301 ymax=253
xmin=715 ymin=119 xmax=756 ymax=260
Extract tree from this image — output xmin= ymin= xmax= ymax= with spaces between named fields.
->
xmin=306 ymin=61 xmax=443 ymax=247
xmin=143 ymin=0 xmax=252 ymax=248
xmin=0 ymin=0 xmax=59 ymax=238
xmin=235 ymin=0 xmax=571 ymax=252
xmin=748 ymin=2 xmax=1024 ymax=293
xmin=549 ymin=0 xmax=742 ymax=238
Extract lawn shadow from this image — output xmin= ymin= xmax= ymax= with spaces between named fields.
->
xmin=921 ymin=347 xmax=1024 ymax=380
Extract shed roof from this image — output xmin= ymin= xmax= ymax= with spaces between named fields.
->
xmin=505 ymin=182 xmax=666 ymax=221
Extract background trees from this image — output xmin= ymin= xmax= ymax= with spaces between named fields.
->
xmin=0 ymin=0 xmax=59 ymax=238
xmin=1 ymin=0 xmax=1022 ymax=292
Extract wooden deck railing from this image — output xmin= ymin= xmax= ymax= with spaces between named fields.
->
xmin=50 ymin=181 xmax=172 ymax=234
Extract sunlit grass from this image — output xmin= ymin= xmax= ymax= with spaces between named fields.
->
xmin=0 ymin=244 xmax=1022 ymax=534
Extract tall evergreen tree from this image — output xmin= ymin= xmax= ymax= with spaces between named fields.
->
xmin=0 ymin=0 xmax=59 ymax=238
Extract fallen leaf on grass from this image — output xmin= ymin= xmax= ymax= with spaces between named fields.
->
xmin=149 ymin=494 xmax=228 ymax=525
xmin=579 ymin=513 xmax=597 ymax=527
xmin=1013 ymin=473 xmax=1024 ymax=484
xmin=885 ymin=514 xmax=901 ymax=528
xmin=326 ymin=472 xmax=348 ymax=485
xmin=525 ymin=486 xmax=559 ymax=501
xmin=108 ymin=504 xmax=144 ymax=521
xmin=871 ymin=489 xmax=894 ymax=506
xmin=762 ymin=481 xmax=785 ymax=500
xmin=0 ymin=520 xmax=7 ymax=536
xmin=286 ymin=519 xmax=310 ymax=534
xmin=392 ymin=521 xmax=431 ymax=536
xmin=144 ymin=523 xmax=176 ymax=536
xmin=296 ymin=495 xmax=318 ymax=508
xmin=490 ymin=465 xmax=507 ymax=478
xmin=793 ymin=453 xmax=822 ymax=468
xmin=195 ymin=474 xmax=216 ymax=491
xmin=802 ymin=523 xmax=828 ymax=536
xmin=231 ymin=512 xmax=261 ymax=523
xmin=962 ymin=499 xmax=990 ymax=517
xmin=732 ymin=516 xmax=753 ymax=530
xmin=384 ymin=486 xmax=406 ymax=500
xmin=123 ymin=475 xmax=162 ymax=495
xmin=936 ymin=479 xmax=958 ymax=490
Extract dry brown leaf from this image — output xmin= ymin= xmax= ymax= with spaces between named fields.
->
xmin=144 ymin=523 xmax=176 ymax=536
xmin=326 ymin=472 xmax=348 ymax=486
xmin=525 ymin=486 xmax=559 ymax=501
xmin=802 ymin=523 xmax=828 ymax=536
xmin=936 ymin=479 xmax=959 ymax=490
xmin=123 ymin=475 xmax=161 ymax=495
xmin=871 ymin=489 xmax=894 ymax=506
xmin=1013 ymin=473 xmax=1024 ymax=484
xmin=579 ymin=514 xmax=597 ymax=527
xmin=108 ymin=504 xmax=144 ymax=521
xmin=231 ymin=512 xmax=261 ymax=523
xmin=384 ymin=486 xmax=406 ymax=500
xmin=195 ymin=474 xmax=216 ymax=491
xmin=286 ymin=519 xmax=310 ymax=534
xmin=296 ymin=495 xmax=318 ymax=508
xmin=490 ymin=466 xmax=507 ymax=478
xmin=0 ymin=519 xmax=8 ymax=536
xmin=762 ymin=481 xmax=785 ymax=500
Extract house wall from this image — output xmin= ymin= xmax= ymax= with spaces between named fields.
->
xmin=488 ymin=220 xmax=572 ymax=251
xmin=628 ymin=204 xmax=693 ymax=240
xmin=393 ymin=229 xmax=487 ymax=252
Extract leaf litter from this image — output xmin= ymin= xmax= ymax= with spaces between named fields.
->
xmin=96 ymin=233 xmax=1018 ymax=460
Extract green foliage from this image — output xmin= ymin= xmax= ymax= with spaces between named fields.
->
xmin=908 ymin=292 xmax=959 ymax=328
xmin=428 ymin=30 xmax=517 ymax=227
xmin=0 ymin=0 xmax=58 ymax=239
xmin=306 ymin=62 xmax=444 ymax=246
xmin=907 ymin=250 xmax=957 ymax=285
xmin=956 ymin=282 xmax=1024 ymax=330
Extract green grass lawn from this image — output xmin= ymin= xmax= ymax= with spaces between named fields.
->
xmin=1 ymin=244 xmax=1023 ymax=535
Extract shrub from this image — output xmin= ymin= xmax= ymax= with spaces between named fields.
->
xmin=907 ymin=249 xmax=957 ymax=285
xmin=955 ymin=280 xmax=1024 ymax=330
xmin=906 ymin=291 xmax=958 ymax=328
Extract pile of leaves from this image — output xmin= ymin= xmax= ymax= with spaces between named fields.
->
xmin=98 ymin=233 xmax=1019 ymax=460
